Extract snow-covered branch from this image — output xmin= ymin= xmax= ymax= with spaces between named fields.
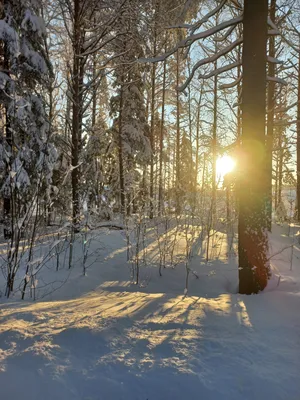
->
xmin=168 ymin=0 xmax=228 ymax=34
xmin=267 ymin=56 xmax=284 ymax=64
xmin=198 ymin=61 xmax=241 ymax=80
xmin=139 ymin=15 xmax=243 ymax=65
xmin=267 ymin=76 xmax=288 ymax=86
xmin=179 ymin=37 xmax=242 ymax=92
xmin=219 ymin=75 xmax=242 ymax=89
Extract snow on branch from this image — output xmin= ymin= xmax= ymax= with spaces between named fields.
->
xmin=214 ymin=24 xmax=236 ymax=42
xmin=219 ymin=75 xmax=241 ymax=89
xmin=267 ymin=17 xmax=279 ymax=32
xmin=138 ymin=15 xmax=243 ymax=65
xmin=0 ymin=71 xmax=12 ymax=89
xmin=214 ymin=70 xmax=288 ymax=90
xmin=274 ymin=119 xmax=300 ymax=126
xmin=179 ymin=37 xmax=242 ymax=92
xmin=0 ymin=20 xmax=19 ymax=57
xmin=168 ymin=0 xmax=228 ymax=34
xmin=275 ymin=101 xmax=298 ymax=114
xmin=198 ymin=61 xmax=241 ymax=80
xmin=267 ymin=56 xmax=284 ymax=64
xmin=21 ymin=9 xmax=46 ymax=37
xmin=267 ymin=76 xmax=288 ymax=86
xmin=267 ymin=15 xmax=300 ymax=52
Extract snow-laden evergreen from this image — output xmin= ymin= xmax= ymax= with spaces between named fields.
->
xmin=0 ymin=0 xmax=57 ymax=295
xmin=0 ymin=0 xmax=56 ymax=207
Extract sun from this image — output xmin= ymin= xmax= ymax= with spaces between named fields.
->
xmin=216 ymin=155 xmax=236 ymax=181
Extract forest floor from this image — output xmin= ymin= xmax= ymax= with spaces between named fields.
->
xmin=0 ymin=222 xmax=299 ymax=400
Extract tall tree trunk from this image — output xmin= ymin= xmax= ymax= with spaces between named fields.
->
xmin=118 ymin=82 xmax=125 ymax=215
xmin=158 ymin=58 xmax=166 ymax=215
xmin=212 ymin=59 xmax=218 ymax=219
xmin=201 ymin=153 xmax=206 ymax=209
xmin=237 ymin=45 xmax=242 ymax=143
xmin=71 ymin=0 xmax=83 ymax=231
xmin=141 ymin=89 xmax=150 ymax=212
xmin=46 ymin=72 xmax=55 ymax=226
xmin=238 ymin=0 xmax=270 ymax=294
xmin=266 ymin=0 xmax=276 ymax=230
xmin=274 ymin=150 xmax=279 ymax=210
xmin=149 ymin=1 xmax=158 ymax=219
xmin=91 ymin=52 xmax=98 ymax=211
xmin=149 ymin=61 xmax=156 ymax=219
xmin=194 ymin=90 xmax=202 ymax=210
xmin=175 ymin=48 xmax=181 ymax=215
xmin=65 ymin=71 xmax=71 ymax=140
xmin=296 ymin=37 xmax=300 ymax=221
xmin=278 ymin=132 xmax=283 ymax=206
xmin=3 ymin=41 xmax=11 ymax=239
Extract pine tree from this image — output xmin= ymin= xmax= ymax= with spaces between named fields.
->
xmin=110 ymin=0 xmax=150 ymax=216
xmin=0 ymin=0 xmax=57 ymax=297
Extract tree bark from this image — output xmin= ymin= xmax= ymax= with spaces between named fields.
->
xmin=175 ymin=48 xmax=181 ymax=215
xmin=212 ymin=59 xmax=218 ymax=219
xmin=274 ymin=150 xmax=279 ymax=210
xmin=266 ymin=0 xmax=276 ymax=230
xmin=149 ymin=0 xmax=158 ymax=219
xmin=71 ymin=0 xmax=84 ymax=231
xmin=3 ymin=41 xmax=11 ymax=239
xmin=194 ymin=90 xmax=202 ymax=210
xmin=278 ymin=131 xmax=283 ymax=206
xmin=118 ymin=82 xmax=125 ymax=215
xmin=158 ymin=57 xmax=166 ymax=215
xmin=296 ymin=37 xmax=300 ymax=221
xmin=238 ymin=0 xmax=270 ymax=294
xmin=149 ymin=60 xmax=156 ymax=219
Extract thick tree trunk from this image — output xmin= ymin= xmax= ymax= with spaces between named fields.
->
xmin=238 ymin=0 xmax=270 ymax=294
xmin=71 ymin=0 xmax=84 ymax=231
xmin=237 ymin=45 xmax=242 ymax=144
xmin=296 ymin=39 xmax=300 ymax=221
xmin=266 ymin=0 xmax=276 ymax=230
xmin=149 ymin=1 xmax=159 ymax=219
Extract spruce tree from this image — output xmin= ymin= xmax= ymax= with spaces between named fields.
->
xmin=0 ymin=0 xmax=56 ymax=296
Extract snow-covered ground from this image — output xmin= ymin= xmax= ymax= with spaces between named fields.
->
xmin=0 ymin=223 xmax=299 ymax=400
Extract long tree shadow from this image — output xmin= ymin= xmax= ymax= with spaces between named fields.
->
xmin=1 ymin=221 xmax=299 ymax=399
xmin=0 ymin=279 xmax=300 ymax=400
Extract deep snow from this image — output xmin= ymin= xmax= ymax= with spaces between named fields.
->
xmin=0 ymin=223 xmax=299 ymax=400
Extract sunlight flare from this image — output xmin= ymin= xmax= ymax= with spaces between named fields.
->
xmin=216 ymin=155 xmax=236 ymax=181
